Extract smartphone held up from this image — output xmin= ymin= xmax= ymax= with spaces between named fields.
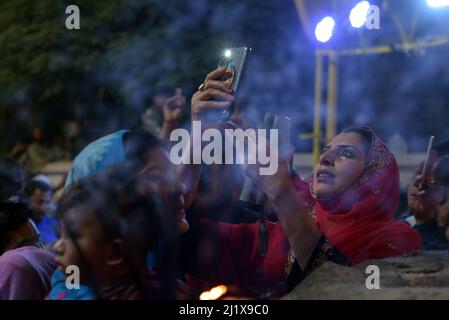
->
xmin=204 ymin=46 xmax=250 ymax=122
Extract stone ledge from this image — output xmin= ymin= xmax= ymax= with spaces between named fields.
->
xmin=283 ymin=251 xmax=449 ymax=300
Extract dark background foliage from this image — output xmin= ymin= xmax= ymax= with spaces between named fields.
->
xmin=1 ymin=0 xmax=448 ymax=154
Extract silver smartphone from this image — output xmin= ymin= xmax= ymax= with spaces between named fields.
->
xmin=205 ymin=47 xmax=250 ymax=122
xmin=218 ymin=47 xmax=249 ymax=94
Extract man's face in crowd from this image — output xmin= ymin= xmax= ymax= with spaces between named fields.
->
xmin=32 ymin=127 xmax=43 ymax=141
xmin=30 ymin=188 xmax=53 ymax=220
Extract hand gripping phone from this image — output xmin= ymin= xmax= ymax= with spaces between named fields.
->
xmin=205 ymin=47 xmax=250 ymax=122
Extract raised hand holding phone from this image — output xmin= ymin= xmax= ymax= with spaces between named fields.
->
xmin=163 ymin=88 xmax=185 ymax=125
xmin=191 ymin=68 xmax=235 ymax=123
xmin=198 ymin=47 xmax=250 ymax=122
xmin=418 ymin=136 xmax=435 ymax=190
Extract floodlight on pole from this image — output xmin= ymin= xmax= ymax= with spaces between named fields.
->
xmin=315 ymin=16 xmax=336 ymax=43
xmin=349 ymin=1 xmax=371 ymax=28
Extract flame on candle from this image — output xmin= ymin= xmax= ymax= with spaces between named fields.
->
xmin=199 ymin=285 xmax=228 ymax=300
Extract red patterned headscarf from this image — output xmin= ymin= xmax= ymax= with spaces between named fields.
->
xmin=315 ymin=130 xmax=422 ymax=264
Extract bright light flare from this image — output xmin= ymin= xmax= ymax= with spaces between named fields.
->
xmin=350 ymin=1 xmax=370 ymax=28
xmin=199 ymin=285 xmax=228 ymax=300
xmin=224 ymin=49 xmax=232 ymax=58
xmin=315 ymin=16 xmax=336 ymax=43
xmin=427 ymin=0 xmax=449 ymax=8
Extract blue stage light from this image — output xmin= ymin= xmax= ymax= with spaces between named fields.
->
xmin=350 ymin=1 xmax=370 ymax=28
xmin=315 ymin=16 xmax=336 ymax=43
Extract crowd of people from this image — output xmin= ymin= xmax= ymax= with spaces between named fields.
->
xmin=1 ymin=67 xmax=449 ymax=300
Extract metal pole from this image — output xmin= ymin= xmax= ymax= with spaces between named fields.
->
xmin=313 ymin=52 xmax=323 ymax=165
xmin=326 ymin=52 xmax=338 ymax=143
xmin=293 ymin=0 xmax=310 ymax=35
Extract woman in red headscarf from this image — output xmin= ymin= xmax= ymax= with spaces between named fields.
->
xmin=311 ymin=127 xmax=421 ymax=263
xmin=181 ymin=68 xmax=422 ymax=299
xmin=181 ymin=125 xmax=422 ymax=299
